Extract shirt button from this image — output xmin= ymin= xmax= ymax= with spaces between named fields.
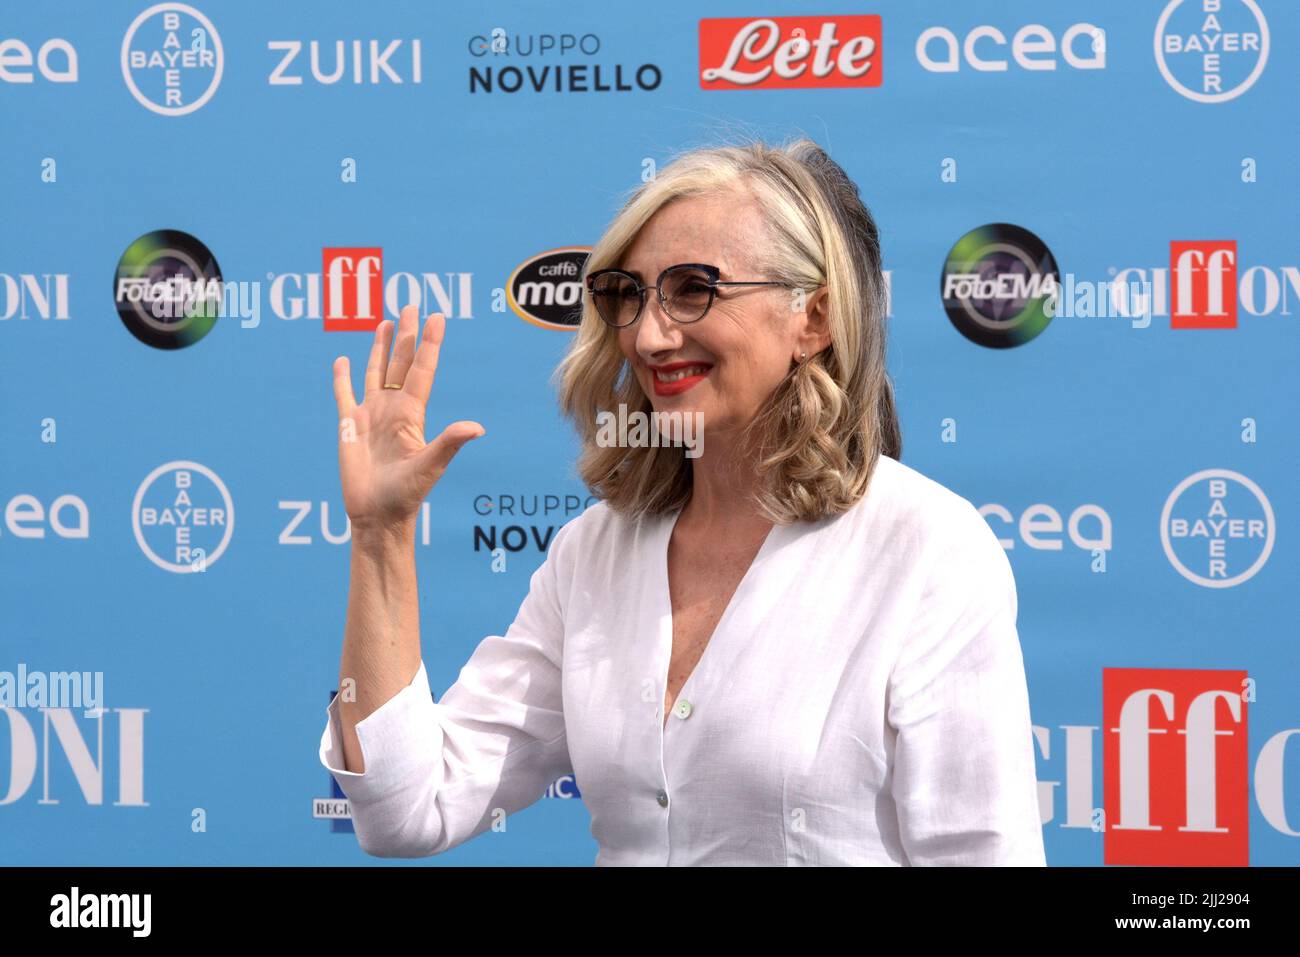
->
xmin=656 ymin=789 xmax=669 ymax=808
xmin=673 ymin=698 xmax=693 ymax=719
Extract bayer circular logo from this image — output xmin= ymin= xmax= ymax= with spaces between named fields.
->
xmin=120 ymin=3 xmax=224 ymax=116
xmin=1160 ymin=469 xmax=1274 ymax=588
xmin=1154 ymin=0 xmax=1269 ymax=104
xmin=940 ymin=223 xmax=1059 ymax=349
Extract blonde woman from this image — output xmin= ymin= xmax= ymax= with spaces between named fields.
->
xmin=319 ymin=138 xmax=1046 ymax=866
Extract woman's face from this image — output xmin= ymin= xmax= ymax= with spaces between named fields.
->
xmin=616 ymin=187 xmax=826 ymax=438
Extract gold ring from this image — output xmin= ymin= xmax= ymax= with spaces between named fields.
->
xmin=383 ymin=384 xmax=402 ymax=390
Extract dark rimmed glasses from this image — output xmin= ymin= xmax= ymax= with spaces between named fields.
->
xmin=585 ymin=262 xmax=793 ymax=328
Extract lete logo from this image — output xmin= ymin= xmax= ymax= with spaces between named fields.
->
xmin=699 ymin=15 xmax=882 ymax=90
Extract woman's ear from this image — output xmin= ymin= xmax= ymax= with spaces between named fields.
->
xmin=795 ymin=286 xmax=833 ymax=359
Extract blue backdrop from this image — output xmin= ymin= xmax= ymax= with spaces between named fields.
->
xmin=2 ymin=0 xmax=1296 ymax=866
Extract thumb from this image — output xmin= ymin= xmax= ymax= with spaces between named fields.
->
xmin=417 ymin=420 xmax=485 ymax=480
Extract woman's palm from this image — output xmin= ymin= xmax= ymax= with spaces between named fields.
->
xmin=332 ymin=306 xmax=483 ymax=529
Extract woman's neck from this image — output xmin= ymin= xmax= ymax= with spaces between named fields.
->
xmin=678 ymin=428 xmax=771 ymax=533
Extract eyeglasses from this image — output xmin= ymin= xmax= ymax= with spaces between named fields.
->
xmin=585 ymin=262 xmax=792 ymax=328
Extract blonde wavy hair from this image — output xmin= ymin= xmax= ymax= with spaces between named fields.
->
xmin=555 ymin=136 xmax=901 ymax=525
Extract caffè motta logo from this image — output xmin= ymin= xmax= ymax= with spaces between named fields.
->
xmin=507 ymin=247 xmax=589 ymax=330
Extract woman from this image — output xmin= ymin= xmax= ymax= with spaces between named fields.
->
xmin=319 ymin=138 xmax=1046 ymax=866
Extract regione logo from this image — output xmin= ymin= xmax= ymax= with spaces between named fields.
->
xmin=132 ymin=461 xmax=234 ymax=573
xmin=1160 ymin=469 xmax=1273 ymax=588
xmin=1104 ymin=668 xmax=1249 ymax=866
xmin=1171 ymin=240 xmax=1236 ymax=329
xmin=323 ymin=248 xmax=383 ymax=332
xmin=1154 ymin=0 xmax=1268 ymax=103
xmin=121 ymin=3 xmax=223 ymax=116
xmin=699 ymin=16 xmax=882 ymax=90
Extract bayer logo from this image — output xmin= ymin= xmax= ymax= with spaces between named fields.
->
xmin=1160 ymin=469 xmax=1274 ymax=588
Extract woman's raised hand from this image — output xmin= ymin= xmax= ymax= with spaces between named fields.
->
xmin=332 ymin=305 xmax=484 ymax=532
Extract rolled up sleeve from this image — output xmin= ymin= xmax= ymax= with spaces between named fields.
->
xmin=318 ymin=521 xmax=577 ymax=859
xmin=887 ymin=502 xmax=1046 ymax=866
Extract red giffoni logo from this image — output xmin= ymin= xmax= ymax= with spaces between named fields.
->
xmin=1103 ymin=668 xmax=1249 ymax=865
xmin=1170 ymin=240 xmax=1237 ymax=329
xmin=323 ymin=247 xmax=383 ymax=332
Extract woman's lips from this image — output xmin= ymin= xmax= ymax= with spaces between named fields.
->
xmin=650 ymin=362 xmax=712 ymax=397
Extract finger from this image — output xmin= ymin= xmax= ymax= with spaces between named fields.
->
xmin=403 ymin=312 xmax=446 ymax=404
xmin=362 ymin=319 xmax=394 ymax=401
xmin=416 ymin=420 xmax=485 ymax=482
xmin=386 ymin=304 xmax=420 ymax=387
xmin=332 ymin=356 xmax=357 ymax=419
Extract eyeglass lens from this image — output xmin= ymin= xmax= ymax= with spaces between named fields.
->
xmin=590 ymin=266 xmax=714 ymax=327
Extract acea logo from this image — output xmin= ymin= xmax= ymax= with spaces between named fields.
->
xmin=0 ymin=36 xmax=78 ymax=83
xmin=1161 ymin=469 xmax=1273 ymax=588
xmin=121 ymin=2 xmax=223 ymax=116
xmin=132 ymin=461 xmax=233 ymax=573
xmin=940 ymin=223 xmax=1059 ymax=348
xmin=1154 ymin=0 xmax=1268 ymax=103
xmin=507 ymin=247 xmax=589 ymax=330
xmin=114 ymin=230 xmax=222 ymax=349
xmin=916 ymin=21 xmax=1105 ymax=74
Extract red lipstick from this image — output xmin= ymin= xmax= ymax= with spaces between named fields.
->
xmin=648 ymin=361 xmax=713 ymax=397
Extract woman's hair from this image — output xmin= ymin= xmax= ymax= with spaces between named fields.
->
xmin=555 ymin=136 xmax=901 ymax=525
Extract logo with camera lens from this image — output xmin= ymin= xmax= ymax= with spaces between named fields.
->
xmin=114 ymin=229 xmax=222 ymax=349
xmin=507 ymin=247 xmax=589 ymax=330
xmin=940 ymin=223 xmax=1058 ymax=349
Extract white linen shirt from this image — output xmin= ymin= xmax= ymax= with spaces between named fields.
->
xmin=319 ymin=454 xmax=1046 ymax=866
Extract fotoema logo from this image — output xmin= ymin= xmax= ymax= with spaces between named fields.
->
xmin=940 ymin=223 xmax=1059 ymax=348
xmin=121 ymin=2 xmax=223 ymax=116
xmin=1160 ymin=469 xmax=1274 ymax=588
xmin=114 ymin=229 xmax=222 ymax=349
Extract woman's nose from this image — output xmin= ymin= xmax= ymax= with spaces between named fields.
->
xmin=634 ymin=293 xmax=685 ymax=357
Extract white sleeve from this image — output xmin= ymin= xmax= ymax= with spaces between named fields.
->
xmin=887 ymin=502 xmax=1046 ymax=866
xmin=318 ymin=518 xmax=577 ymax=858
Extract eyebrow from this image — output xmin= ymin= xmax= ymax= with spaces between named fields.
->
xmin=617 ymin=264 xmax=720 ymax=281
